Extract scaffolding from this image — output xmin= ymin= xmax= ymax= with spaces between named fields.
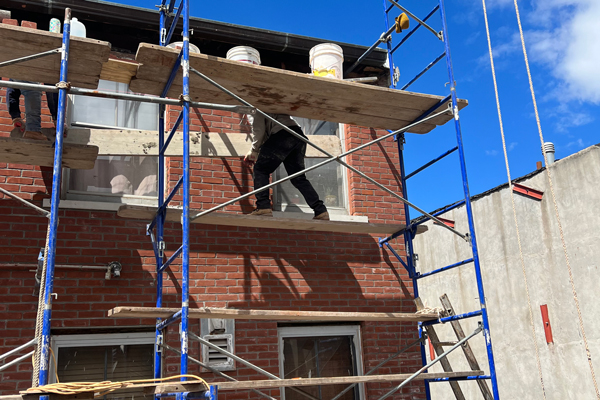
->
xmin=0 ymin=1 xmax=500 ymax=399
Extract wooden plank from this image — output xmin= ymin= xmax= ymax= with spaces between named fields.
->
xmin=108 ymin=306 xmax=439 ymax=322
xmin=0 ymin=137 xmax=98 ymax=169
xmin=0 ymin=24 xmax=111 ymax=89
xmin=65 ymin=128 xmax=342 ymax=158
xmin=440 ymin=294 xmax=494 ymax=400
xmin=415 ymin=298 xmax=465 ymax=400
xmin=130 ymin=44 xmax=467 ymax=132
xmin=21 ymin=380 xmax=208 ymax=398
xmin=215 ymin=371 xmax=484 ymax=390
xmin=99 ymin=58 xmax=139 ymax=84
xmin=117 ymin=204 xmax=428 ymax=235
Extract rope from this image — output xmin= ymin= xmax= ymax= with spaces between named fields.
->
xmin=32 ymin=225 xmax=51 ymax=387
xmin=511 ymin=0 xmax=600 ymax=397
xmin=23 ymin=375 xmax=208 ymax=399
xmin=481 ymin=0 xmax=547 ymax=397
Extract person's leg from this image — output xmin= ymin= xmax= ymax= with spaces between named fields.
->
xmin=282 ymin=128 xmax=328 ymax=217
xmin=6 ymin=87 xmax=22 ymax=120
xmin=22 ymin=87 xmax=42 ymax=132
xmin=46 ymin=89 xmax=58 ymax=122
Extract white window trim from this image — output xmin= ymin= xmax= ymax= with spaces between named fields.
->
xmin=49 ymin=332 xmax=155 ymax=384
xmin=278 ymin=325 xmax=364 ymax=400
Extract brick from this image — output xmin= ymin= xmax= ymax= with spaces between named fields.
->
xmin=20 ymin=21 xmax=37 ymax=29
xmin=2 ymin=19 xmax=18 ymax=26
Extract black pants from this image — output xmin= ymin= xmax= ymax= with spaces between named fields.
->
xmin=254 ymin=126 xmax=327 ymax=216
xmin=6 ymin=86 xmax=58 ymax=120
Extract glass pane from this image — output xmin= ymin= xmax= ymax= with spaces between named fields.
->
xmin=283 ymin=336 xmax=356 ymax=400
xmin=68 ymin=156 xmax=158 ymax=198
xmin=57 ymin=344 xmax=154 ymax=400
xmin=275 ymin=158 xmax=344 ymax=210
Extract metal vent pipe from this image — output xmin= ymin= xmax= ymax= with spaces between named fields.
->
xmin=543 ymin=142 xmax=555 ymax=165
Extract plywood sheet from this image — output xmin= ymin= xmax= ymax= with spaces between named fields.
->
xmin=65 ymin=128 xmax=342 ymax=157
xmin=0 ymin=137 xmax=98 ymax=169
xmin=130 ymin=43 xmax=467 ymax=133
xmin=117 ymin=204 xmax=427 ymax=235
xmin=109 ymin=306 xmax=439 ymax=322
xmin=0 ymin=24 xmax=111 ymax=89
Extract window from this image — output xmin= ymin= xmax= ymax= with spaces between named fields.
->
xmin=63 ymin=80 xmax=159 ymax=205
xmin=273 ymin=119 xmax=347 ymax=215
xmin=50 ymin=332 xmax=155 ymax=400
xmin=278 ymin=325 xmax=364 ymax=400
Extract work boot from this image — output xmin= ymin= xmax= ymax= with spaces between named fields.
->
xmin=23 ymin=131 xmax=48 ymax=141
xmin=249 ymin=208 xmax=273 ymax=217
xmin=12 ymin=118 xmax=25 ymax=134
xmin=313 ymin=211 xmax=330 ymax=221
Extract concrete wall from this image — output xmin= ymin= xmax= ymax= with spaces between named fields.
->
xmin=412 ymin=144 xmax=600 ymax=399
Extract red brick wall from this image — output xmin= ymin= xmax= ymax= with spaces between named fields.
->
xmin=0 ymin=24 xmax=422 ymax=399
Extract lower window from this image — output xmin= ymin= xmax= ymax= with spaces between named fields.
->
xmin=278 ymin=325 xmax=363 ymax=400
xmin=50 ymin=332 xmax=155 ymax=400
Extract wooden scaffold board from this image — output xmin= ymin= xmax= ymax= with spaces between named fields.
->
xmin=109 ymin=306 xmax=440 ymax=322
xmin=0 ymin=137 xmax=98 ymax=169
xmin=117 ymin=204 xmax=428 ymax=235
xmin=0 ymin=24 xmax=111 ymax=89
xmin=129 ymin=43 xmax=468 ymax=133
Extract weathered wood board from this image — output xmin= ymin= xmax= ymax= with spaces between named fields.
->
xmin=213 ymin=371 xmax=484 ymax=390
xmin=0 ymin=137 xmax=98 ymax=169
xmin=0 ymin=24 xmax=111 ymax=89
xmin=109 ymin=306 xmax=439 ymax=322
xmin=130 ymin=43 xmax=467 ymax=133
xmin=65 ymin=128 xmax=342 ymax=157
xmin=117 ymin=204 xmax=428 ymax=235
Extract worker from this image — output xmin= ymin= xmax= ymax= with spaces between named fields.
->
xmin=6 ymin=81 xmax=58 ymax=141
xmin=243 ymin=113 xmax=329 ymax=220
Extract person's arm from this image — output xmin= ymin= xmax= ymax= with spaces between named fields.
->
xmin=250 ymin=113 xmax=267 ymax=152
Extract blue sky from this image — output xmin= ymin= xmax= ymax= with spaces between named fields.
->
xmin=118 ymin=0 xmax=599 ymax=215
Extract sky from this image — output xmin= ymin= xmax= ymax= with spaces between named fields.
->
xmin=117 ymin=0 xmax=600 ymax=215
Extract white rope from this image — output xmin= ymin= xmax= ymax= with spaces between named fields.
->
xmin=481 ymin=1 xmax=547 ymax=397
xmin=32 ymin=225 xmax=50 ymax=387
xmin=511 ymin=0 xmax=600 ymax=397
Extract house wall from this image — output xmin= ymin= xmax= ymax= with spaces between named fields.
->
xmin=412 ymin=144 xmax=600 ymax=399
xmin=0 ymin=19 xmax=425 ymax=399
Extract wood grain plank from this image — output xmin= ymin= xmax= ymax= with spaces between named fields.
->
xmin=108 ymin=306 xmax=439 ymax=322
xmin=215 ymin=371 xmax=484 ymax=390
xmin=130 ymin=44 xmax=466 ymax=132
xmin=0 ymin=137 xmax=98 ymax=169
xmin=117 ymin=204 xmax=428 ymax=235
xmin=100 ymin=58 xmax=139 ymax=84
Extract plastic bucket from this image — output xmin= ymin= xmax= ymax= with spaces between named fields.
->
xmin=226 ymin=46 xmax=261 ymax=65
xmin=309 ymin=43 xmax=343 ymax=79
xmin=167 ymin=41 xmax=201 ymax=54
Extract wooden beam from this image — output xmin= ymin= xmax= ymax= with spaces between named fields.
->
xmin=215 ymin=371 xmax=484 ymax=390
xmin=99 ymin=58 xmax=139 ymax=85
xmin=65 ymin=129 xmax=342 ymax=158
xmin=130 ymin=44 xmax=467 ymax=132
xmin=19 ymin=380 xmax=208 ymax=399
xmin=0 ymin=24 xmax=111 ymax=89
xmin=108 ymin=306 xmax=439 ymax=322
xmin=415 ymin=298 xmax=465 ymax=400
xmin=440 ymin=294 xmax=494 ymax=400
xmin=117 ymin=205 xmax=428 ymax=235
xmin=0 ymin=137 xmax=98 ymax=169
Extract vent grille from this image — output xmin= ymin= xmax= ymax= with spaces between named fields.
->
xmin=202 ymin=334 xmax=234 ymax=371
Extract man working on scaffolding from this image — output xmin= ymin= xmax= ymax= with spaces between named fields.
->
xmin=243 ymin=113 xmax=329 ymax=220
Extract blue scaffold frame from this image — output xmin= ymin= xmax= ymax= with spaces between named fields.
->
xmin=377 ymin=0 xmax=500 ymax=399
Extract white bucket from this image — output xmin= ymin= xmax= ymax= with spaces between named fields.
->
xmin=167 ymin=41 xmax=201 ymax=54
xmin=226 ymin=46 xmax=261 ymax=65
xmin=309 ymin=43 xmax=343 ymax=79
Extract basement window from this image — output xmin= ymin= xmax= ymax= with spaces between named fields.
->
xmin=278 ymin=325 xmax=363 ymax=400
xmin=50 ymin=332 xmax=155 ymax=400
xmin=63 ymin=79 xmax=159 ymax=205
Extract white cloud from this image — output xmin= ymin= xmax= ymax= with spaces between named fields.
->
xmin=527 ymin=0 xmax=600 ymax=103
xmin=486 ymin=149 xmax=499 ymax=156
xmin=508 ymin=142 xmax=518 ymax=151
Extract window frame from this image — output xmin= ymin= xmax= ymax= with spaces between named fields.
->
xmin=49 ymin=332 xmax=156 ymax=384
xmin=277 ymin=325 xmax=364 ymax=400
xmin=272 ymin=121 xmax=349 ymax=215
